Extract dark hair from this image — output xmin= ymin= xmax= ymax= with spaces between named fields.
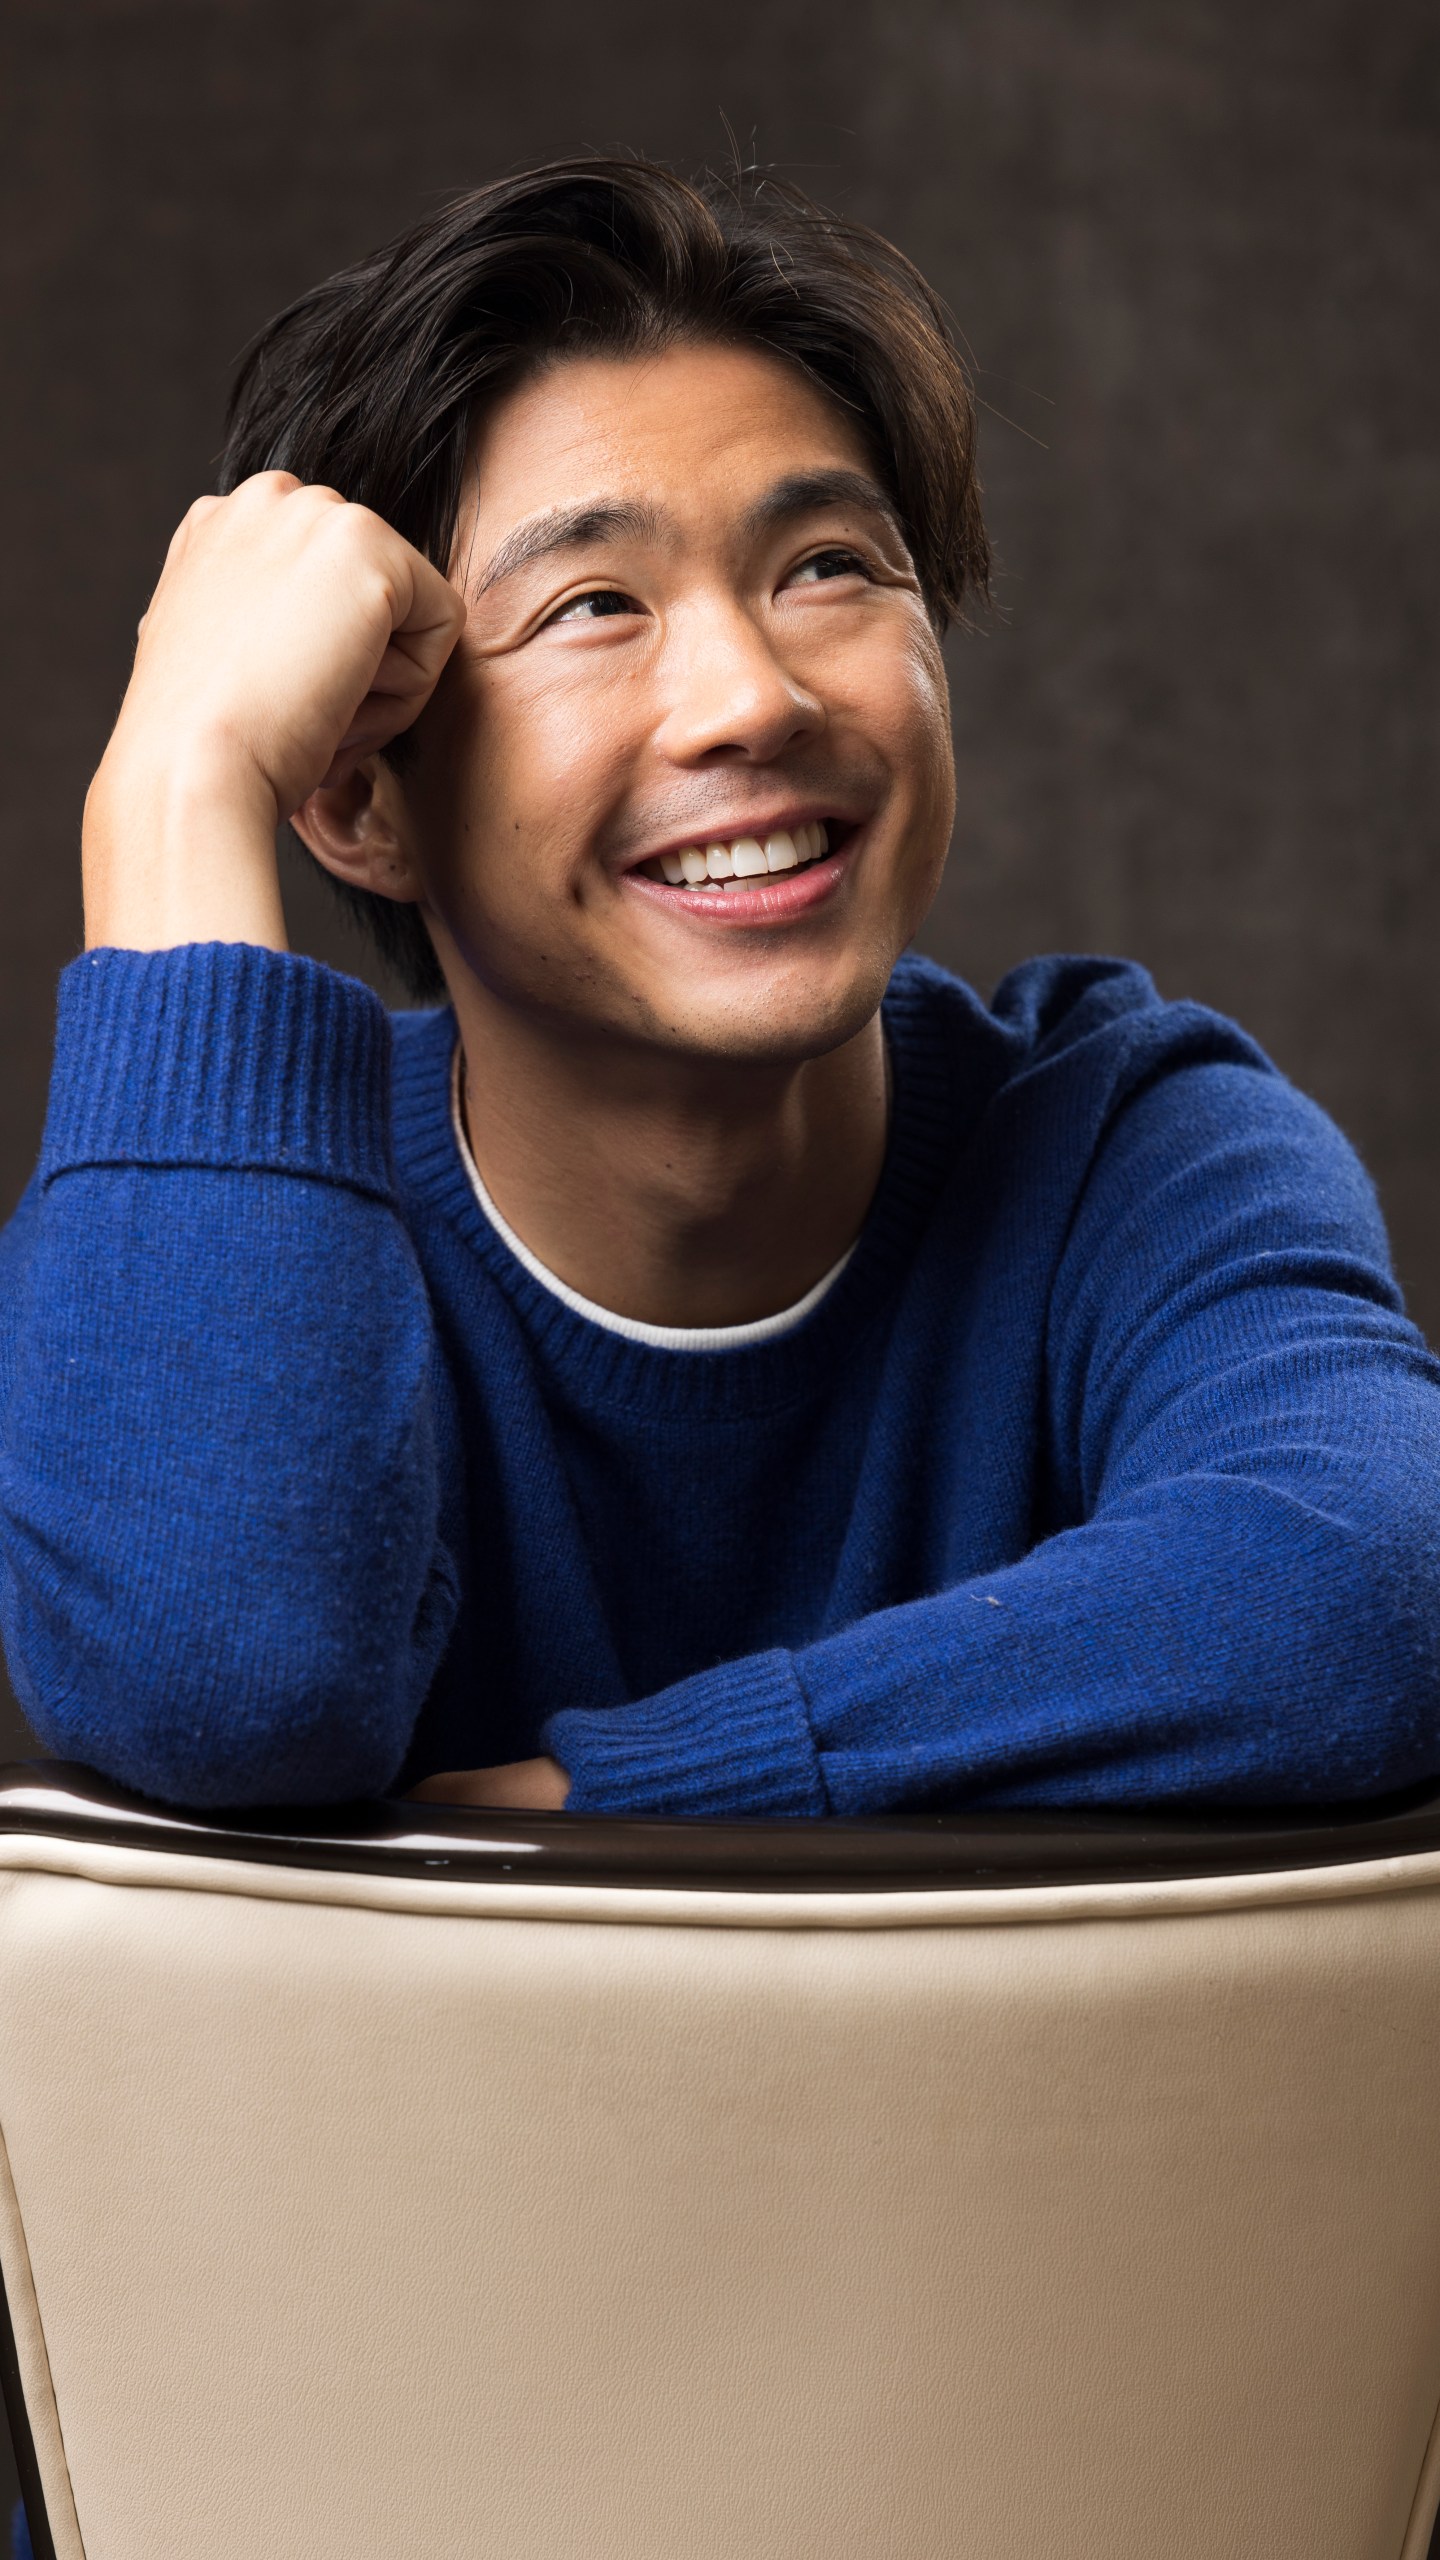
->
xmin=221 ymin=156 xmax=988 ymax=999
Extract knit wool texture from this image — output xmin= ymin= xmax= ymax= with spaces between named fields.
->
xmin=2 ymin=942 xmax=1438 ymax=1814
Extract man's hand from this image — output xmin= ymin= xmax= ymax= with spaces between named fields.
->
xmin=405 ymin=1757 xmax=571 ymax=1812
xmin=83 ymin=471 xmax=467 ymax=952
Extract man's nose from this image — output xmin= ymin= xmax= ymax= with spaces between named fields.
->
xmin=654 ymin=600 xmax=825 ymax=765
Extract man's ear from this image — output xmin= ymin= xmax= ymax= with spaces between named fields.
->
xmin=290 ymin=756 xmax=422 ymax=905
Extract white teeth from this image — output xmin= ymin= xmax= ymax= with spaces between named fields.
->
xmin=644 ymin=821 xmax=836 ymax=887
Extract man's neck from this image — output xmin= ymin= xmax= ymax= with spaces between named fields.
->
xmin=449 ymin=989 xmax=889 ymax=1330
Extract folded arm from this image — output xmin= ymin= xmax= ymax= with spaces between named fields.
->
xmin=543 ymin=1064 xmax=1440 ymax=1816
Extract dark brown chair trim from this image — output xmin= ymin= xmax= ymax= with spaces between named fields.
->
xmin=5 ymin=1759 xmax=1440 ymax=1894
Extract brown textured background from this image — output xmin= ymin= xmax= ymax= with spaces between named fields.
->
xmin=0 ymin=0 xmax=1435 ymax=2531
xmin=0 ymin=7 xmax=1436 ymax=1713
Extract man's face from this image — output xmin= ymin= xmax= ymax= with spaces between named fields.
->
xmin=401 ymin=339 xmax=956 ymax=1064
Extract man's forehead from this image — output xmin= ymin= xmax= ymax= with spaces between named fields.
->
xmin=455 ymin=339 xmax=898 ymax=591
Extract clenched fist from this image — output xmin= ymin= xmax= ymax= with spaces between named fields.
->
xmin=83 ymin=472 xmax=467 ymax=952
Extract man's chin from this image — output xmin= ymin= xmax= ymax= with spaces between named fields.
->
xmin=443 ymin=908 xmax=905 ymax=1075
xmin=619 ymin=951 xmax=896 ymax=1070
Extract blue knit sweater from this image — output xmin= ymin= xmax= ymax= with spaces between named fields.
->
xmin=1 ymin=939 xmax=1438 ymax=1816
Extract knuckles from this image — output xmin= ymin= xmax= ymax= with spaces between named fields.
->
xmin=144 ymin=476 xmax=461 ymax=706
xmin=235 ymin=468 xmax=306 ymax=501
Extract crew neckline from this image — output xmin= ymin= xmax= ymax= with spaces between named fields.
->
xmin=449 ymin=1044 xmax=854 ymax=1351
xmin=389 ymin=956 xmax=1003 ymax=1421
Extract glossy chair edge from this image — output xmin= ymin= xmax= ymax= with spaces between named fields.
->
xmin=4 ymin=1758 xmax=1440 ymax=1892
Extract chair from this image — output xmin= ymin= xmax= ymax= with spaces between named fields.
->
xmin=2 ymin=1761 xmax=1440 ymax=2559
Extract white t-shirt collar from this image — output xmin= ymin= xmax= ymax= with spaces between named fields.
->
xmin=449 ymin=1045 xmax=853 ymax=1352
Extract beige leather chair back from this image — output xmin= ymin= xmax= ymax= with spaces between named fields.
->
xmin=3 ymin=1770 xmax=1440 ymax=2560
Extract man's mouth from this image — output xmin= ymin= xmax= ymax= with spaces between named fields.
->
xmin=632 ymin=820 xmax=842 ymax=893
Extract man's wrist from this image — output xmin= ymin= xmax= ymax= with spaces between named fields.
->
xmin=83 ymin=728 xmax=288 ymax=954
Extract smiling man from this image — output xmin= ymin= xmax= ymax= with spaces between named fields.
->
xmin=2 ymin=155 xmax=1439 ymax=1822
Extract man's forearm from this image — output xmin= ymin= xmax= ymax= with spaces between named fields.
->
xmin=542 ymin=1453 xmax=1440 ymax=1821
xmin=0 ymin=942 xmax=456 ymax=1808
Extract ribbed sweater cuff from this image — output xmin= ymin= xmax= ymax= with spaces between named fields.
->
xmin=544 ymin=1649 xmax=830 ymax=1818
xmin=41 ymin=944 xmax=393 ymax=1197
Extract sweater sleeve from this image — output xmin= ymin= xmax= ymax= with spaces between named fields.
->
xmin=0 ymin=945 xmax=457 ymax=1807
xmin=545 ymin=1062 xmax=1440 ymax=1816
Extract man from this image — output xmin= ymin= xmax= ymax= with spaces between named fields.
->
xmin=1 ymin=154 xmax=1437 ymax=1821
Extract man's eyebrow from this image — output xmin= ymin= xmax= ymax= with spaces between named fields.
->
xmin=470 ymin=500 xmax=663 ymax=598
xmin=741 ymin=468 xmax=909 ymax=550
xmin=469 ymin=470 xmax=907 ymax=597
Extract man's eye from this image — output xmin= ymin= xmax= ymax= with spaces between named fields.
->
xmin=547 ymin=588 xmax=642 ymax=625
xmin=788 ymin=548 xmax=871 ymax=586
